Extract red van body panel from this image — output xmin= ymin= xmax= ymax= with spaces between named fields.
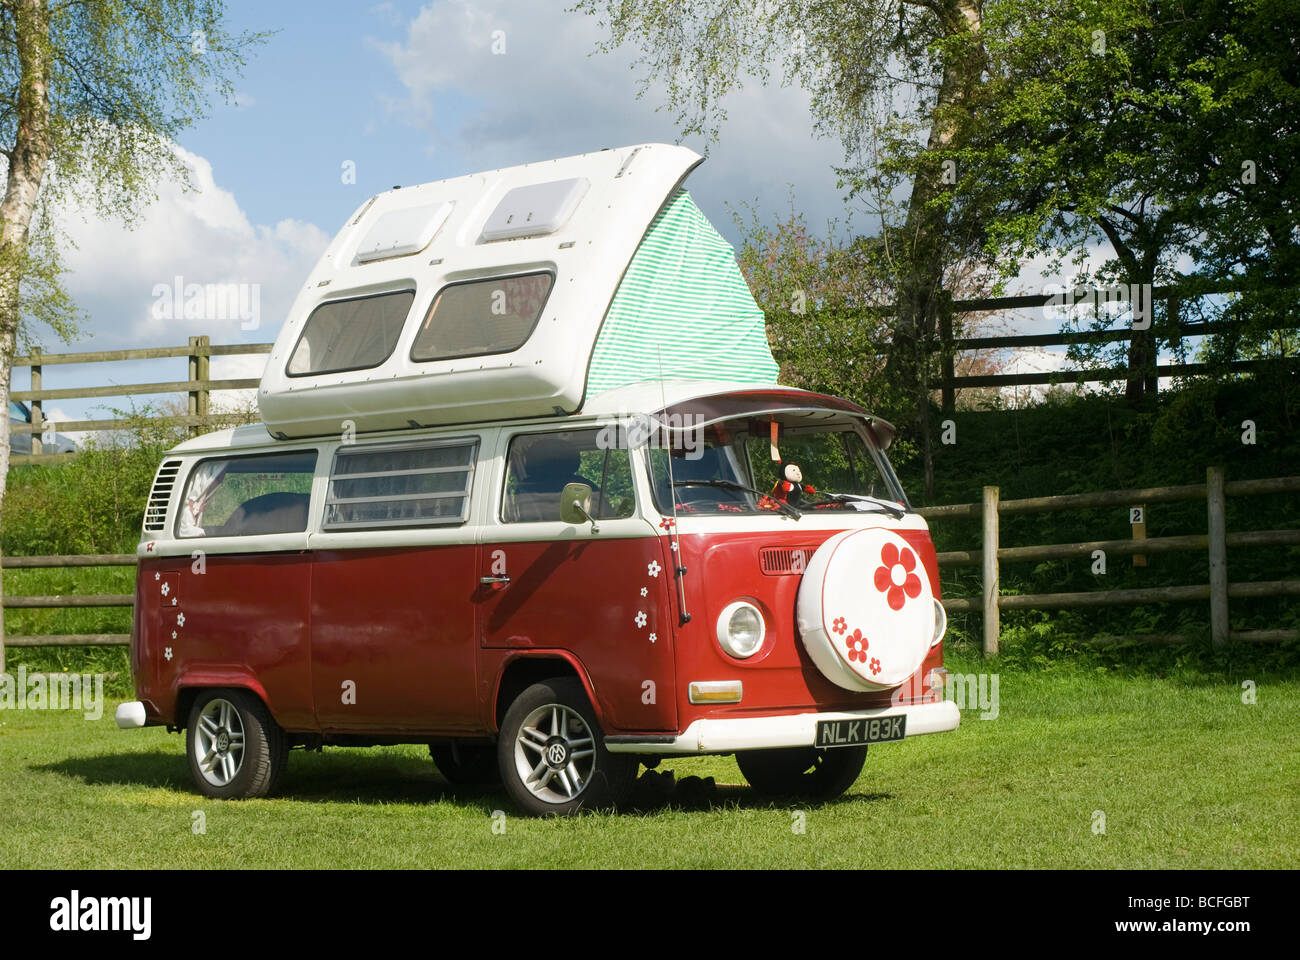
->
xmin=475 ymin=533 xmax=679 ymax=734
xmin=661 ymin=526 xmax=943 ymax=734
xmin=309 ymin=545 xmax=480 ymax=734
xmin=136 ymin=552 xmax=314 ymax=730
xmin=132 ymin=524 xmax=943 ymax=738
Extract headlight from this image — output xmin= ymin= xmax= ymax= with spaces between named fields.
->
xmin=931 ymin=598 xmax=948 ymax=647
xmin=717 ymin=601 xmax=765 ymax=659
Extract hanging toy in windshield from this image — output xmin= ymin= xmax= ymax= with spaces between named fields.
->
xmin=771 ymin=461 xmax=816 ymax=506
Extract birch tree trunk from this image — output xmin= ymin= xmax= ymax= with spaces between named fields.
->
xmin=0 ymin=0 xmax=54 ymax=673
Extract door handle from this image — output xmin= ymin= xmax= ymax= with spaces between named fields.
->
xmin=480 ymin=576 xmax=511 ymax=584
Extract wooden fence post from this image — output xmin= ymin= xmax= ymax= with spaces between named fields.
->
xmin=188 ymin=336 xmax=210 ymax=435
xmin=939 ymin=296 xmax=955 ymax=413
xmin=1207 ymin=465 xmax=1229 ymax=648
xmin=30 ymin=349 xmax=42 ymax=456
xmin=982 ymin=485 xmax=1000 ymax=656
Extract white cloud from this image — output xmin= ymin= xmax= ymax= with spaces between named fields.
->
xmin=374 ymin=0 xmax=852 ymax=240
xmin=52 ymin=143 xmax=329 ymax=353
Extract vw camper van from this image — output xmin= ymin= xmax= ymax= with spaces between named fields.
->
xmin=117 ymin=144 xmax=959 ymax=815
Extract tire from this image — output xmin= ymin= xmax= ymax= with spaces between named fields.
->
xmin=497 ymin=679 xmax=636 ymax=817
xmin=736 ymin=745 xmax=867 ymax=800
xmin=430 ymin=742 xmax=501 ymax=785
xmin=186 ymin=689 xmax=287 ymax=800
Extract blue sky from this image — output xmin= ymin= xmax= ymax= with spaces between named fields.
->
xmin=18 ymin=0 xmax=1096 ymax=431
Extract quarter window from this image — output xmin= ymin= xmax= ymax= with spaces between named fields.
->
xmin=176 ymin=451 xmax=317 ymax=538
xmin=410 ymin=272 xmax=553 ymax=362
xmin=324 ymin=438 xmax=477 ymax=530
xmin=287 ymin=289 xmax=415 ymax=376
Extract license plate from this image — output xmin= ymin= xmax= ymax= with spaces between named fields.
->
xmin=815 ymin=715 xmax=906 ymax=748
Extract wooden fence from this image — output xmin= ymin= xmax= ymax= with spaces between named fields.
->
xmin=915 ymin=467 xmax=1300 ymax=653
xmin=9 ymin=336 xmax=273 ymax=464
xmin=917 ymin=284 xmax=1295 ymax=410
xmin=2 ymin=468 xmax=1296 ymax=662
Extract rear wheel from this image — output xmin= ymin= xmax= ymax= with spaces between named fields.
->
xmin=430 ymin=742 xmax=500 ymax=785
xmin=736 ymin=745 xmax=867 ymax=800
xmin=186 ymin=689 xmax=287 ymax=799
xmin=497 ymin=679 xmax=635 ymax=816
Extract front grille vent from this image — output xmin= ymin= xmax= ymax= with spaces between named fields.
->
xmin=758 ymin=545 xmax=817 ymax=576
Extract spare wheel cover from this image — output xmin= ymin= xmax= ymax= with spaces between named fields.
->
xmin=796 ymin=528 xmax=936 ymax=692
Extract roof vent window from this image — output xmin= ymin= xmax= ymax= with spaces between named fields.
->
xmin=481 ymin=178 xmax=589 ymax=242
xmin=356 ymin=201 xmax=453 ymax=263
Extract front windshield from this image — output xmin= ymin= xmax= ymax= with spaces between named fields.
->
xmin=646 ymin=418 xmax=907 ymax=517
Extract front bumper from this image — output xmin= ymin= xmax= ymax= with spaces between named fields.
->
xmin=605 ymin=699 xmax=960 ymax=754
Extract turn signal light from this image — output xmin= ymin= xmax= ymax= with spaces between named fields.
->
xmin=688 ymin=681 xmax=743 ymax=704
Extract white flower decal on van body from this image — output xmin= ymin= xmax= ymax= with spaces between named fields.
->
xmin=640 ymin=587 xmax=648 ymax=597
xmin=635 ymin=611 xmax=647 ymax=628
xmin=647 ymin=561 xmax=661 ymax=577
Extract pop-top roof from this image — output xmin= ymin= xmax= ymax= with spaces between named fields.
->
xmin=257 ymin=144 xmax=779 ymax=439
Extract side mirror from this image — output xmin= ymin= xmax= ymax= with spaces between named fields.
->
xmin=560 ymin=482 xmax=599 ymax=532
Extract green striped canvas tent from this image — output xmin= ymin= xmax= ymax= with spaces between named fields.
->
xmin=586 ymin=189 xmax=778 ymax=396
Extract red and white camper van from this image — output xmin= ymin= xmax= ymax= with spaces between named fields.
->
xmin=117 ymin=144 xmax=959 ymax=815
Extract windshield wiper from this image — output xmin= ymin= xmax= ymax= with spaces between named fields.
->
xmin=807 ymin=492 xmax=907 ymax=519
xmin=671 ymin=479 xmax=802 ymax=519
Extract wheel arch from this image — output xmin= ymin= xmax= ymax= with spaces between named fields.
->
xmin=491 ymin=652 xmax=601 ymax=732
xmin=174 ymin=675 xmax=273 ymax=730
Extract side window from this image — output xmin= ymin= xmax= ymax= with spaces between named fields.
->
xmin=324 ymin=437 xmax=477 ymax=530
xmin=287 ymin=289 xmax=415 ymax=376
xmin=177 ymin=450 xmax=317 ymax=538
xmin=502 ymin=429 xmax=634 ymax=523
xmin=410 ymin=272 xmax=553 ymax=362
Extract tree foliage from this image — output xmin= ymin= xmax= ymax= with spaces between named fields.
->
xmin=0 ymin=0 xmax=264 ymax=670
xmin=940 ymin=0 xmax=1299 ymax=399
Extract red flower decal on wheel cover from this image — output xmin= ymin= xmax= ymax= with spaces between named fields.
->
xmin=869 ymin=657 xmax=881 ymax=675
xmin=844 ymin=629 xmax=869 ymax=663
xmin=873 ymin=542 xmax=922 ymax=611
xmin=832 ymin=617 xmax=847 ymax=635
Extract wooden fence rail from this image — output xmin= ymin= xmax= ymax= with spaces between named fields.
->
xmin=917 ymin=468 xmax=1300 ymax=653
xmin=918 ymin=283 xmax=1296 ymax=408
xmin=9 ymin=337 xmax=274 ymax=463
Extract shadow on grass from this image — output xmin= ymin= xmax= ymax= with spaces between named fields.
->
xmin=34 ymin=750 xmax=893 ymax=815
xmin=622 ymin=772 xmax=893 ymax=814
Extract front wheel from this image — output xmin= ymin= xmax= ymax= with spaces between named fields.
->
xmin=186 ymin=689 xmax=287 ymax=799
xmin=736 ymin=745 xmax=867 ymax=800
xmin=497 ymin=679 xmax=635 ymax=816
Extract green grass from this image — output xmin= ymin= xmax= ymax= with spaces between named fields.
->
xmin=1 ymin=653 xmax=1296 ymax=868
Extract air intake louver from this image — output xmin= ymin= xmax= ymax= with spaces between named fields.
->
xmin=143 ymin=460 xmax=182 ymax=532
xmin=759 ymin=546 xmax=817 ymax=576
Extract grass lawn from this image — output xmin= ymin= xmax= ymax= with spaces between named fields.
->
xmin=0 ymin=653 xmax=1296 ymax=869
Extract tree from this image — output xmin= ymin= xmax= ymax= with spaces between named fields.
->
xmin=0 ymin=0 xmax=264 ymax=671
xmin=944 ymin=0 xmax=1299 ymax=405
xmin=733 ymin=199 xmax=1011 ymax=487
